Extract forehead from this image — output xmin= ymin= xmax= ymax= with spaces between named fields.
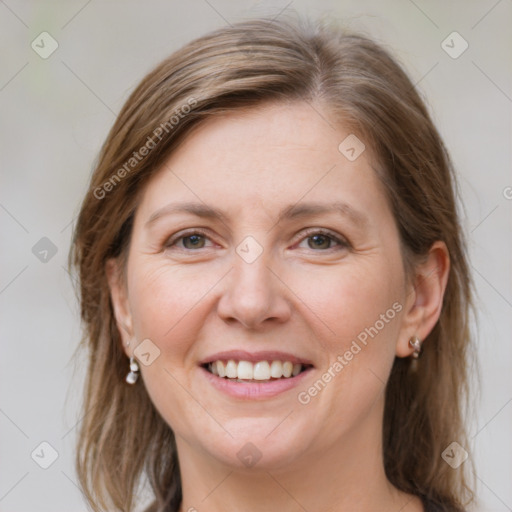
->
xmin=136 ymin=101 xmax=389 ymax=224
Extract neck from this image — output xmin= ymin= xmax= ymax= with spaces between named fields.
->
xmin=174 ymin=398 xmax=423 ymax=512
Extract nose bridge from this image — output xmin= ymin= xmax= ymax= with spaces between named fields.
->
xmin=233 ymin=244 xmax=272 ymax=295
xmin=216 ymin=234 xmax=290 ymax=328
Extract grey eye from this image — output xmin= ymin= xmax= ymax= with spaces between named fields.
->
xmin=181 ymin=234 xmax=206 ymax=249
xmin=307 ymin=234 xmax=333 ymax=250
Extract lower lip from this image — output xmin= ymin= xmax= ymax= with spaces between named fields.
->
xmin=199 ymin=366 xmax=314 ymax=400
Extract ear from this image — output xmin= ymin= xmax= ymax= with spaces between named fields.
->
xmin=105 ymin=258 xmax=133 ymax=357
xmin=396 ymin=241 xmax=450 ymax=357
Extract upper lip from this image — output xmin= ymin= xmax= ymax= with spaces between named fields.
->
xmin=198 ymin=350 xmax=315 ymax=367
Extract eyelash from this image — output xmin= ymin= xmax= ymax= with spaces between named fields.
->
xmin=164 ymin=227 xmax=350 ymax=252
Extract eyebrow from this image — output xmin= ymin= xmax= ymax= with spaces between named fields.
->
xmin=145 ymin=200 xmax=368 ymax=228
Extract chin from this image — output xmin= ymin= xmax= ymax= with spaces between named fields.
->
xmin=203 ymin=420 xmax=311 ymax=471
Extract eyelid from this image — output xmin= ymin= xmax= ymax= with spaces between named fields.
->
xmin=294 ymin=227 xmax=350 ymax=250
xmin=164 ymin=226 xmax=350 ymax=252
xmin=164 ymin=227 xmax=216 ymax=249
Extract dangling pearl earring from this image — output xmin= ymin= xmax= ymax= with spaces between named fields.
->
xmin=126 ymin=357 xmax=140 ymax=384
xmin=409 ymin=336 xmax=422 ymax=359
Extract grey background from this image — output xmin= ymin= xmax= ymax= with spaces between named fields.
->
xmin=1 ymin=1 xmax=511 ymax=511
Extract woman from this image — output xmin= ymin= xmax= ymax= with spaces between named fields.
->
xmin=70 ymin=17 xmax=475 ymax=512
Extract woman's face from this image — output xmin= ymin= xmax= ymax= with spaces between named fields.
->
xmin=110 ymin=102 xmax=418 ymax=472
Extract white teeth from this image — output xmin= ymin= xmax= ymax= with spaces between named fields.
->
xmin=225 ymin=359 xmax=238 ymax=378
xmin=270 ymin=360 xmax=283 ymax=378
xmin=216 ymin=361 xmax=226 ymax=377
xmin=207 ymin=360 xmax=306 ymax=380
xmin=282 ymin=361 xmax=293 ymax=378
xmin=253 ymin=361 xmax=270 ymax=380
xmin=237 ymin=361 xmax=253 ymax=379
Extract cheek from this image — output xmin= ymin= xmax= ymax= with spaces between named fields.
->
xmin=126 ymin=261 xmax=219 ymax=430
xmin=127 ymin=261 xmax=220 ymax=358
xmin=287 ymin=258 xmax=403 ymax=360
xmin=126 ymin=253 xmax=257 ymax=437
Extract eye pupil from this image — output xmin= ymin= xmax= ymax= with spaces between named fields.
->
xmin=308 ymin=234 xmax=330 ymax=249
xmin=183 ymin=235 xmax=205 ymax=249
xmin=172 ymin=231 xmax=342 ymax=252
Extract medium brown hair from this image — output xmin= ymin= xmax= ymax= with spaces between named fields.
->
xmin=69 ymin=17 xmax=476 ymax=512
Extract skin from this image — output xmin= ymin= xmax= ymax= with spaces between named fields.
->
xmin=107 ymin=101 xmax=449 ymax=512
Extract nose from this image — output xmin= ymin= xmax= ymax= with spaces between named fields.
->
xmin=216 ymin=252 xmax=292 ymax=330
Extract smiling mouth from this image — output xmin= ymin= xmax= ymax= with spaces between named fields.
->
xmin=202 ymin=359 xmax=313 ymax=382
